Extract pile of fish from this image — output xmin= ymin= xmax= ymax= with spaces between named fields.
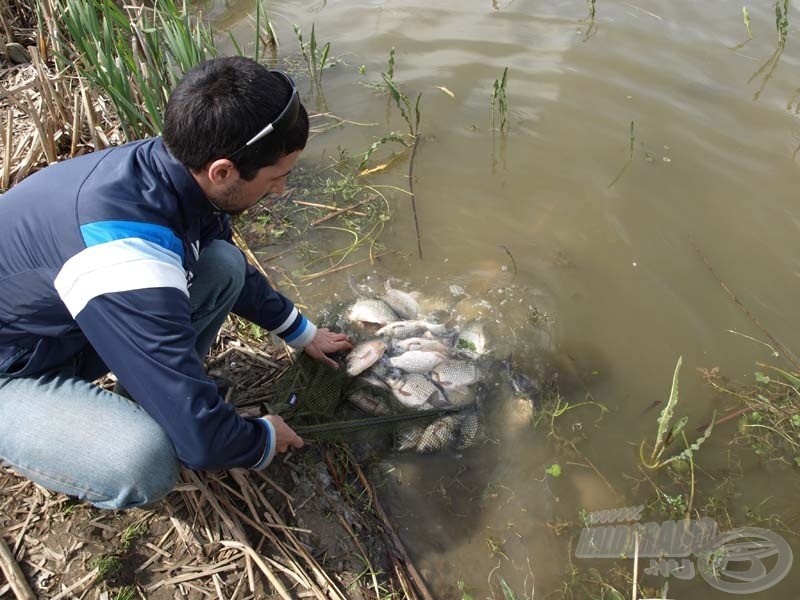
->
xmin=342 ymin=284 xmax=489 ymax=453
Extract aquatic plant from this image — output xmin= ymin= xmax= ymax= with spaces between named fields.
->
xmin=608 ymin=120 xmax=635 ymax=188
xmin=749 ymin=0 xmax=791 ymax=100
xmin=491 ymin=66 xmax=509 ymax=133
xmin=229 ymin=0 xmax=278 ymax=60
xmin=640 ymin=356 xmax=716 ymax=470
xmin=743 ymin=6 xmax=753 ymax=39
xmin=293 ymin=22 xmax=331 ymax=90
xmin=584 ymin=0 xmax=598 ymax=40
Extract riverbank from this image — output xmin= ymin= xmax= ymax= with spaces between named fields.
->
xmin=0 ymin=2 xmax=423 ymax=598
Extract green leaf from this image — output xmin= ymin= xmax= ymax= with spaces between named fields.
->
xmin=661 ymin=411 xmax=716 ymax=467
xmin=653 ymin=356 xmax=682 ymax=461
xmin=497 ymin=577 xmax=518 ymax=600
xmin=545 ymin=463 xmax=562 ymax=478
xmin=755 ymin=372 xmax=771 ymax=384
xmin=662 ymin=416 xmax=688 ymax=450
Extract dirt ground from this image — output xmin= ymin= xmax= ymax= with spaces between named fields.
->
xmin=0 ymin=332 xmax=425 ymax=600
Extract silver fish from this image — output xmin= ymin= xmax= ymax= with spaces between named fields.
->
xmin=456 ymin=321 xmax=487 ymax=359
xmin=358 ymin=373 xmax=390 ymax=390
xmin=346 ymin=339 xmax=387 ymax=376
xmin=377 ymin=320 xmax=448 ymax=339
xmin=382 ymin=286 xmax=420 ymax=320
xmin=396 ymin=425 xmax=424 ymax=451
xmin=431 ymin=360 xmax=479 ymax=390
xmin=456 ymin=412 xmax=480 ymax=449
xmin=417 ymin=415 xmax=461 ymax=453
xmin=445 ymin=387 xmax=476 ymax=407
xmin=392 ymin=335 xmax=450 ymax=354
xmin=385 ymin=373 xmax=444 ymax=408
xmin=348 ymin=299 xmax=399 ymax=325
xmin=347 ymin=389 xmax=392 ymax=416
xmin=387 ymin=350 xmax=447 ymax=374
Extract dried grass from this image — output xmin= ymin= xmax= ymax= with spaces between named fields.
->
xmin=0 ymin=3 xmax=428 ymax=598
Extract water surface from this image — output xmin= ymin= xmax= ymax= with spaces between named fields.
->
xmin=202 ymin=1 xmax=800 ymax=596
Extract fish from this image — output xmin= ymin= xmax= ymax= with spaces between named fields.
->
xmin=346 ymin=339 xmax=387 ymax=376
xmin=377 ymin=320 xmax=449 ymax=339
xmin=358 ymin=373 xmax=390 ymax=390
xmin=456 ymin=412 xmax=480 ymax=449
xmin=431 ymin=360 xmax=479 ymax=391
xmin=347 ymin=389 xmax=392 ymax=416
xmin=386 ymin=350 xmax=448 ymax=374
xmin=416 ymin=415 xmax=462 ymax=453
xmin=382 ymin=285 xmax=420 ymax=320
xmin=445 ymin=387 xmax=476 ymax=407
xmin=456 ymin=321 xmax=488 ymax=359
xmin=392 ymin=335 xmax=450 ymax=354
xmin=385 ymin=373 xmax=445 ymax=408
xmin=396 ymin=425 xmax=424 ymax=451
xmin=348 ymin=299 xmax=399 ymax=326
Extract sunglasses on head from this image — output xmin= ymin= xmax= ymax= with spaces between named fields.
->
xmin=227 ymin=70 xmax=299 ymax=160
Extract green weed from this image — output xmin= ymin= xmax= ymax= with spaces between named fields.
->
xmin=91 ymin=552 xmax=123 ymax=582
xmin=491 ymin=67 xmax=509 ymax=133
xmin=293 ymin=22 xmax=332 ymax=89
xmin=640 ymin=357 xmax=716 ymax=470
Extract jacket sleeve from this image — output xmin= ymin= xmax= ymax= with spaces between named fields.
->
xmin=202 ymin=214 xmax=317 ymax=348
xmin=73 ymin=288 xmax=277 ymax=471
xmin=52 ymin=223 xmax=276 ymax=471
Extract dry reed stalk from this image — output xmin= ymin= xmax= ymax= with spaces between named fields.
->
xmin=2 ymin=109 xmax=11 ymax=189
xmin=0 ymin=537 xmax=36 ymax=600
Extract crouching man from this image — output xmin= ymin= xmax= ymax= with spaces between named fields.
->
xmin=0 ymin=56 xmax=351 ymax=509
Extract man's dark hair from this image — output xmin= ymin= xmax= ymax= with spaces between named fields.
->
xmin=163 ymin=56 xmax=309 ymax=181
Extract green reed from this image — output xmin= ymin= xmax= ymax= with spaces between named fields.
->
xmin=743 ymin=6 xmax=753 ymax=39
xmin=55 ymin=0 xmax=215 ymax=140
xmin=293 ymin=22 xmax=331 ymax=89
xmin=491 ymin=66 xmax=509 ymax=133
xmin=776 ymin=0 xmax=790 ymax=43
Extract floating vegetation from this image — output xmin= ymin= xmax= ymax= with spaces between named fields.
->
xmin=491 ymin=66 xmax=509 ymax=133
xmin=700 ymin=361 xmax=800 ymax=465
xmin=743 ymin=6 xmax=753 ymax=39
xmin=731 ymin=6 xmax=754 ymax=49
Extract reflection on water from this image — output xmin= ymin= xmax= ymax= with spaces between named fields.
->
xmin=204 ymin=0 xmax=800 ymax=596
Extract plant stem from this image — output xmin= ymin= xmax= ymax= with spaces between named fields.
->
xmin=408 ymin=134 xmax=422 ymax=260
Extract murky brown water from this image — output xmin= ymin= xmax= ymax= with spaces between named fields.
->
xmin=202 ymin=1 xmax=800 ymax=597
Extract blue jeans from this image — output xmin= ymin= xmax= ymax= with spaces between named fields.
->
xmin=0 ymin=240 xmax=246 ymax=509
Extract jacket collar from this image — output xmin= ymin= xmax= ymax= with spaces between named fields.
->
xmin=150 ymin=137 xmax=220 ymax=227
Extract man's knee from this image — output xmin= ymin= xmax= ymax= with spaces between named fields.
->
xmin=197 ymin=240 xmax=246 ymax=296
xmin=101 ymin=434 xmax=180 ymax=509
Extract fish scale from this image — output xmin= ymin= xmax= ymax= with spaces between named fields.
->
xmin=387 ymin=350 xmax=447 ymax=374
xmin=431 ymin=360 xmax=479 ymax=390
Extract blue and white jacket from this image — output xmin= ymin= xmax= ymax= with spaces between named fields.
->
xmin=0 ymin=138 xmax=316 ymax=471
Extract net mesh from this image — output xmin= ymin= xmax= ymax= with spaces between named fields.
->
xmin=269 ymin=352 xmax=480 ymax=451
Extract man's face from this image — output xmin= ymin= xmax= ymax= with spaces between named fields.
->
xmin=212 ymin=150 xmax=301 ymax=216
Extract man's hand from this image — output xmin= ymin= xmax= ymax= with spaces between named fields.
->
xmin=304 ymin=327 xmax=353 ymax=368
xmin=264 ymin=415 xmax=304 ymax=453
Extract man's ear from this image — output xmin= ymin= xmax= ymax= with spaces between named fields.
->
xmin=206 ymin=158 xmax=240 ymax=186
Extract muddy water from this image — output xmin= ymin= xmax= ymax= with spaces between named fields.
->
xmin=203 ymin=0 xmax=800 ymax=596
